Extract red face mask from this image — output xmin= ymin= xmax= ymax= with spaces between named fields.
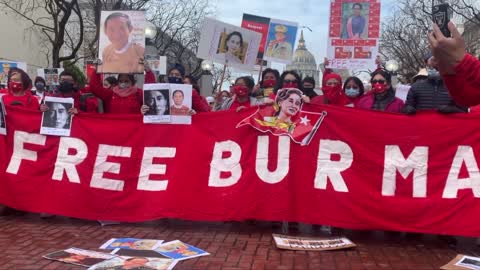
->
xmin=322 ymin=85 xmax=342 ymax=102
xmin=283 ymin=82 xmax=298 ymax=89
xmin=8 ymin=81 xmax=23 ymax=93
xmin=233 ymin=85 xmax=249 ymax=97
xmin=263 ymin=79 xmax=277 ymax=88
xmin=372 ymin=83 xmax=388 ymax=94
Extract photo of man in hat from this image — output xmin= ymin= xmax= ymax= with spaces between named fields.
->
xmin=265 ymin=24 xmax=293 ymax=60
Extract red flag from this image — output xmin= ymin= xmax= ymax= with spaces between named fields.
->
xmin=237 ymin=105 xmax=327 ymax=146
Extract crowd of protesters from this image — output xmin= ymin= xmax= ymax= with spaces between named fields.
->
xmin=1 ymin=22 xmax=479 ymax=124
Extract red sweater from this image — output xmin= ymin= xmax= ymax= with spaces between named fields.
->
xmin=443 ymin=53 xmax=480 ymax=107
xmin=90 ymin=72 xmax=144 ymax=114
xmin=2 ymin=93 xmax=39 ymax=110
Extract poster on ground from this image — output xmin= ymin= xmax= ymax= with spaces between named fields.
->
xmin=326 ymin=0 xmax=381 ymax=70
xmin=441 ymin=254 xmax=480 ymax=270
xmin=97 ymin=10 xmax=146 ymax=74
xmin=100 ymin=238 xmax=164 ymax=250
xmin=43 ymin=248 xmax=114 ymax=267
xmin=272 ymin=234 xmax=356 ymax=251
xmin=197 ymin=17 xmax=262 ymax=71
xmin=155 ymin=240 xmax=209 ymax=261
xmin=87 ymin=256 xmax=176 ymax=270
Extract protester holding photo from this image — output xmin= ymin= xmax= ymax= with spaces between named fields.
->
xmin=215 ymin=76 xmax=256 ymax=112
xmin=356 ymin=69 xmax=404 ymax=112
xmin=2 ymin=67 xmax=39 ymax=109
xmin=40 ymin=70 xmax=101 ymax=114
xmin=218 ymin=31 xmax=244 ymax=64
xmin=100 ymin=12 xmax=145 ymax=73
xmin=252 ymin=68 xmax=280 ymax=100
xmin=142 ymin=64 xmax=210 ymax=113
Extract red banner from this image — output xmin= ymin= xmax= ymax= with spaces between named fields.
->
xmin=1 ymin=105 xmax=480 ymax=237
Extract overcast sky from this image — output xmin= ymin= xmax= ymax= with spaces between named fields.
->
xmin=213 ymin=0 xmax=398 ymax=78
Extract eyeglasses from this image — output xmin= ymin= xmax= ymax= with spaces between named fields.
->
xmin=283 ymin=79 xmax=297 ymax=84
xmin=371 ymin=80 xmax=386 ymax=84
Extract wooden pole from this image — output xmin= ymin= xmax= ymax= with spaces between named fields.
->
xmin=217 ymin=62 xmax=228 ymax=93
xmin=257 ymin=60 xmax=264 ymax=83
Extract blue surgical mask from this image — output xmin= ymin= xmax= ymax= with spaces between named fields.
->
xmin=427 ymin=68 xmax=440 ymax=79
xmin=168 ymin=76 xmax=183 ymax=84
xmin=35 ymin=82 xmax=45 ymax=91
xmin=345 ymin=88 xmax=360 ymax=97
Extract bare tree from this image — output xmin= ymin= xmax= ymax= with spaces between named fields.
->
xmin=148 ymin=0 xmax=215 ymax=76
xmin=212 ymin=64 xmax=232 ymax=92
xmin=0 ymin=0 xmax=84 ymax=68
xmin=380 ymin=0 xmax=480 ymax=80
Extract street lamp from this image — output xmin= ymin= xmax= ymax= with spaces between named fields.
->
xmin=200 ymin=60 xmax=214 ymax=96
xmin=385 ymin=60 xmax=399 ymax=87
xmin=145 ymin=22 xmax=157 ymax=40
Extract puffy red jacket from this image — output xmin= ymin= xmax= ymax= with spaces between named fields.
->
xmin=443 ymin=53 xmax=480 ymax=107
xmin=2 ymin=92 xmax=39 ymax=110
xmin=89 ymin=72 xmax=143 ymax=114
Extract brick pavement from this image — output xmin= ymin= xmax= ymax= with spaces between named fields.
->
xmin=0 ymin=212 xmax=479 ymax=270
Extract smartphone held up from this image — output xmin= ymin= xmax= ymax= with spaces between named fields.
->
xmin=432 ymin=2 xmax=453 ymax=37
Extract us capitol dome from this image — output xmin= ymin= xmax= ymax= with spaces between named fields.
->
xmin=286 ymin=30 xmax=320 ymax=87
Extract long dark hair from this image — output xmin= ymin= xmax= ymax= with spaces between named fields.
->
xmin=145 ymin=90 xmax=169 ymax=115
xmin=343 ymin=76 xmax=365 ymax=96
xmin=225 ymin=31 xmax=243 ymax=51
xmin=260 ymin=68 xmax=280 ymax=87
xmin=7 ymin=67 xmax=31 ymax=91
xmin=275 ymin=70 xmax=302 ymax=94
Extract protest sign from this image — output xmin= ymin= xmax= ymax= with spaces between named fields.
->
xmin=326 ymin=0 xmax=381 ymax=70
xmin=97 ymin=10 xmax=146 ymax=74
xmin=40 ymin=96 xmax=74 ymax=137
xmin=3 ymin=105 xmax=480 ymax=237
xmin=145 ymin=55 xmax=167 ymax=77
xmin=197 ymin=17 xmax=262 ymax=70
xmin=143 ymin=83 xmax=192 ymax=124
xmin=0 ymin=61 xmax=27 ymax=86
xmin=264 ymin=18 xmax=298 ymax=64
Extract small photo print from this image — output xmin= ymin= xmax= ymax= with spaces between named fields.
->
xmin=87 ymin=256 xmax=176 ymax=270
xmin=155 ymin=240 xmax=209 ymax=261
xmin=143 ymin=83 xmax=171 ymax=124
xmin=43 ymin=247 xmax=114 ymax=267
xmin=40 ymin=96 xmax=74 ymax=137
xmin=111 ymin=248 xmax=169 ymax=259
xmin=457 ymin=255 xmax=480 ymax=270
xmin=100 ymin=238 xmax=164 ymax=250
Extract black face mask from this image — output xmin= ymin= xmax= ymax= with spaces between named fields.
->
xmin=168 ymin=77 xmax=183 ymax=84
xmin=58 ymin=81 xmax=76 ymax=93
xmin=303 ymin=87 xmax=315 ymax=94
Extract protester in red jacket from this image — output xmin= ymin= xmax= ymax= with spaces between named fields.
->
xmin=311 ymin=72 xmax=350 ymax=106
xmin=1 ymin=67 xmax=39 ymax=110
xmin=89 ymin=66 xmax=154 ymax=114
xmin=356 ymin=69 xmax=404 ymax=113
xmin=40 ymin=70 xmax=102 ymax=114
xmin=428 ymin=21 xmax=480 ymax=106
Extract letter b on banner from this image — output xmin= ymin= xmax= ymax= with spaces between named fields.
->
xmin=209 ymin=140 xmax=242 ymax=187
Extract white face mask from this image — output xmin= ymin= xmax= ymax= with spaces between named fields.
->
xmin=345 ymin=88 xmax=360 ymax=97
xmin=119 ymin=82 xmax=130 ymax=89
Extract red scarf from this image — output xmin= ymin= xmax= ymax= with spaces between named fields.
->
xmin=112 ymin=85 xmax=137 ymax=97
